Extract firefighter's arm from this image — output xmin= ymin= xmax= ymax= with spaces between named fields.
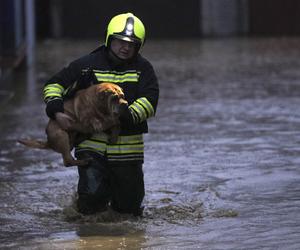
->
xmin=120 ymin=62 xmax=159 ymax=127
xmin=43 ymin=61 xmax=81 ymax=119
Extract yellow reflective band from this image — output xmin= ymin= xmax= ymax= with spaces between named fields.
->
xmin=107 ymin=134 xmax=144 ymax=155
xmin=91 ymin=133 xmax=109 ymax=142
xmin=129 ymin=97 xmax=154 ymax=123
xmin=108 ymin=155 xmax=144 ymax=161
xmin=77 ymin=140 xmax=107 ymax=152
xmin=130 ymin=103 xmax=147 ymax=122
xmin=44 ymin=92 xmax=62 ymax=98
xmin=107 ymin=144 xmax=144 ymax=154
xmin=75 ymin=148 xmax=105 ymax=157
xmin=94 ymin=72 xmax=139 ymax=83
xmin=136 ymin=97 xmax=154 ymax=117
xmin=130 ymin=111 xmax=139 ymax=124
xmin=108 ymin=154 xmax=143 ymax=159
xmin=43 ymin=83 xmax=65 ymax=99
xmin=93 ymin=69 xmax=139 ymax=74
xmin=113 ymin=134 xmax=143 ymax=144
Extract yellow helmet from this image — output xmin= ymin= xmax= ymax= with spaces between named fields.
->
xmin=105 ymin=13 xmax=146 ymax=50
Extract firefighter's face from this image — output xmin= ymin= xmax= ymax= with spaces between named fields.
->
xmin=110 ymin=38 xmax=136 ymax=60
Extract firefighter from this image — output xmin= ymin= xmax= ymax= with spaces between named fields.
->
xmin=43 ymin=13 xmax=159 ymax=216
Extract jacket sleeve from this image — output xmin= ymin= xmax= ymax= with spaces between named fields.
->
xmin=43 ymin=60 xmax=82 ymax=119
xmin=127 ymin=61 xmax=159 ymax=124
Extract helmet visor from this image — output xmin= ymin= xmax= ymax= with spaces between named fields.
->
xmin=111 ymin=34 xmax=142 ymax=45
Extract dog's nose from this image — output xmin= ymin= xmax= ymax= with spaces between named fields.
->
xmin=119 ymin=101 xmax=128 ymax=107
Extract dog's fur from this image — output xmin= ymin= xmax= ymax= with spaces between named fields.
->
xmin=18 ymin=82 xmax=127 ymax=167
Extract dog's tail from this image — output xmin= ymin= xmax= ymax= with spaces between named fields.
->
xmin=18 ymin=139 xmax=50 ymax=149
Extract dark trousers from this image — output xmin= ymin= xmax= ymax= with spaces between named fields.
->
xmin=76 ymin=151 xmax=145 ymax=216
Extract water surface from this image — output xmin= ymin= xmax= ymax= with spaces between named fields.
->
xmin=0 ymin=38 xmax=300 ymax=249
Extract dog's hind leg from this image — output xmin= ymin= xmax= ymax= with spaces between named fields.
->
xmin=46 ymin=121 xmax=88 ymax=167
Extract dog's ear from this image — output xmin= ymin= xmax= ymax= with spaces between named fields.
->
xmin=111 ymin=85 xmax=124 ymax=97
xmin=95 ymin=84 xmax=105 ymax=93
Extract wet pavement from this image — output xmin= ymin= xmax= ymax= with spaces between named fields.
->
xmin=0 ymin=37 xmax=300 ymax=249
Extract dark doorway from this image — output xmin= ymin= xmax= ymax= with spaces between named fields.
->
xmin=249 ymin=0 xmax=300 ymax=36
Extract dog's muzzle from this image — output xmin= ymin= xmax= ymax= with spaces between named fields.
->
xmin=112 ymin=98 xmax=128 ymax=116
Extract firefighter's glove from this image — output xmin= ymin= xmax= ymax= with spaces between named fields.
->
xmin=119 ymin=104 xmax=134 ymax=128
xmin=46 ymin=99 xmax=64 ymax=119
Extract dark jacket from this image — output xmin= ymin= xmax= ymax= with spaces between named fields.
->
xmin=43 ymin=45 xmax=159 ymax=136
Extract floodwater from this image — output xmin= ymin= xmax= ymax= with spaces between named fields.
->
xmin=1 ymin=37 xmax=300 ymax=249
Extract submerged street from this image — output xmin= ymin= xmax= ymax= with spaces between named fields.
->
xmin=0 ymin=38 xmax=300 ymax=249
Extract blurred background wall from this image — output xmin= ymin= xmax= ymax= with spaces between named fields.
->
xmin=1 ymin=0 xmax=300 ymax=79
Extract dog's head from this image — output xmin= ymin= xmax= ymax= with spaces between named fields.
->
xmin=95 ymin=83 xmax=128 ymax=116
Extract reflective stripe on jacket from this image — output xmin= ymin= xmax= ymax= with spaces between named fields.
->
xmin=75 ymin=133 xmax=144 ymax=163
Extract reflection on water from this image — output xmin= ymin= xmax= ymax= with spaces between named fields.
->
xmin=1 ymin=38 xmax=300 ymax=249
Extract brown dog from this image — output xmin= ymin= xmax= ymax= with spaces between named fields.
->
xmin=18 ymin=82 xmax=127 ymax=167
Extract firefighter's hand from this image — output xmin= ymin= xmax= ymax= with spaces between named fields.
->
xmin=55 ymin=112 xmax=75 ymax=131
xmin=119 ymin=105 xmax=135 ymax=128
